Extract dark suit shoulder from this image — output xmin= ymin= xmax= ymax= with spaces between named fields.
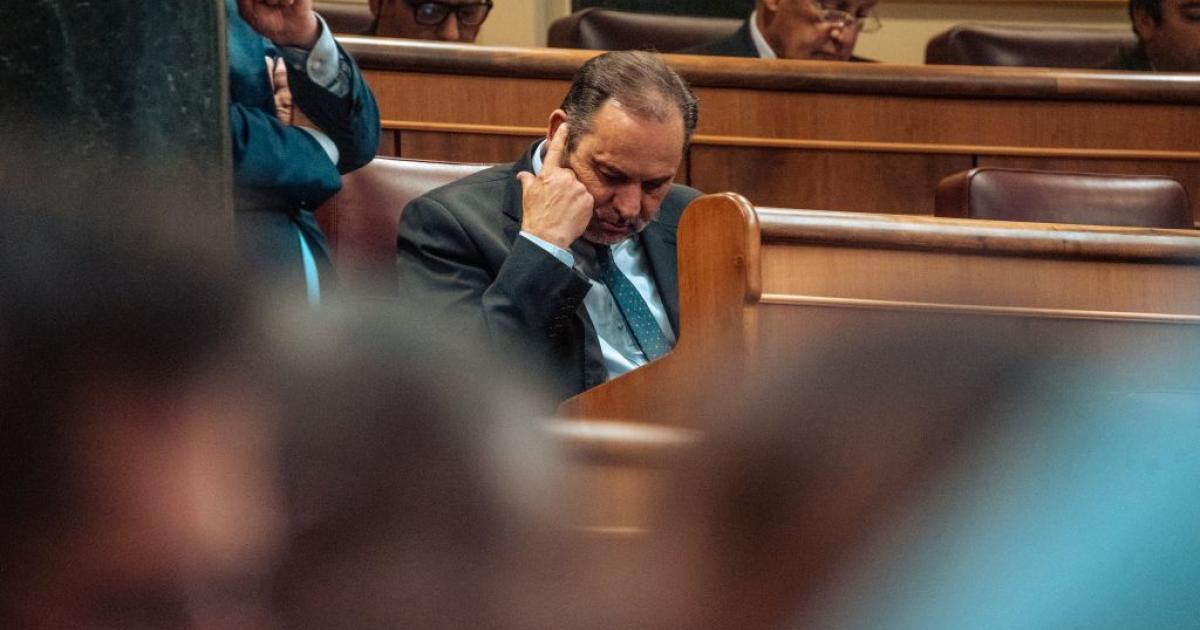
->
xmin=681 ymin=20 xmax=757 ymax=58
xmin=654 ymin=183 xmax=703 ymax=228
xmin=416 ymin=163 xmax=516 ymax=209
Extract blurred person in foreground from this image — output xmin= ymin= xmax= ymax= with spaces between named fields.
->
xmin=683 ymin=0 xmax=879 ymax=61
xmin=1104 ymin=0 xmax=1200 ymax=71
xmin=0 ymin=214 xmax=286 ymax=629
xmin=620 ymin=318 xmax=1200 ymax=630
xmin=269 ymin=303 xmax=579 ymax=630
xmin=367 ymin=0 xmax=493 ymax=42
xmin=396 ymin=51 xmax=700 ymax=404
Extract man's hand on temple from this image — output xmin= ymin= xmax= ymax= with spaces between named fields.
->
xmin=516 ymin=124 xmax=594 ymax=250
xmin=238 ymin=0 xmax=320 ymax=49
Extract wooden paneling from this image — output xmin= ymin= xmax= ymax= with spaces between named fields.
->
xmin=345 ymin=38 xmax=1200 ymax=220
xmin=689 ymin=146 xmax=971 ymax=213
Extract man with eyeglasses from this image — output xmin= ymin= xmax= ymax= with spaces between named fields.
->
xmin=368 ymin=0 xmax=493 ymax=42
xmin=684 ymin=0 xmax=879 ymax=61
xmin=1103 ymin=0 xmax=1200 ymax=71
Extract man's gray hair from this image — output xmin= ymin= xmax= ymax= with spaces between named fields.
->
xmin=559 ymin=50 xmax=699 ymax=154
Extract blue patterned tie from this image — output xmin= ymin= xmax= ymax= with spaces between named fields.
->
xmin=595 ymin=245 xmax=672 ymax=361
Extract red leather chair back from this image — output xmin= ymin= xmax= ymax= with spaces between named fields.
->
xmin=925 ymin=24 xmax=1136 ymax=69
xmin=548 ymin=8 xmax=740 ymax=52
xmin=935 ymin=168 xmax=1192 ymax=229
xmin=317 ymin=157 xmax=491 ymax=295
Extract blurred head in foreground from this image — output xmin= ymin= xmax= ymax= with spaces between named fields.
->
xmin=270 ymin=303 xmax=574 ymax=630
xmin=629 ymin=317 xmax=1200 ymax=630
xmin=368 ymin=0 xmax=493 ymax=42
xmin=0 ymin=214 xmax=284 ymax=629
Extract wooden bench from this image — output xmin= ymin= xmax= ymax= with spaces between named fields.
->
xmin=560 ymin=193 xmax=1200 ymax=426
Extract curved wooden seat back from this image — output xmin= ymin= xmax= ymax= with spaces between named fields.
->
xmin=547 ymin=8 xmax=739 ymax=52
xmin=935 ymin=168 xmax=1192 ymax=229
xmin=925 ymin=23 xmax=1137 ymax=69
xmin=317 ymin=157 xmax=491 ymax=295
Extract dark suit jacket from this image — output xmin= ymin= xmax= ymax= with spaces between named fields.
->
xmin=226 ymin=0 xmax=380 ymax=289
xmin=682 ymin=19 xmax=875 ymax=61
xmin=1098 ymin=45 xmax=1153 ymax=71
xmin=682 ymin=20 xmax=759 ymax=57
xmin=396 ymin=143 xmax=701 ymax=402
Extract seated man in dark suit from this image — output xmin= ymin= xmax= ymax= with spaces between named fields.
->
xmin=396 ymin=51 xmax=701 ymax=402
xmin=229 ymin=0 xmax=380 ymax=301
xmin=684 ymin=0 xmax=878 ymax=61
xmin=1106 ymin=0 xmax=1200 ymax=70
xmin=367 ymin=0 xmax=493 ymax=42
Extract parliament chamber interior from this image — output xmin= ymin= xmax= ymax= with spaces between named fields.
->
xmin=3 ymin=0 xmax=1200 ymax=628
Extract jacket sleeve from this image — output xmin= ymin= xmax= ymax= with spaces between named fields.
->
xmin=285 ymin=41 xmax=380 ymax=174
xmin=229 ymin=101 xmax=344 ymax=208
xmin=396 ymin=195 xmax=593 ymax=361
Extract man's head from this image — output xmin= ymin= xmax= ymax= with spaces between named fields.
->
xmin=756 ymin=0 xmax=879 ymax=61
xmin=368 ymin=0 xmax=492 ymax=42
xmin=0 ymin=215 xmax=283 ymax=628
xmin=548 ymin=51 xmax=698 ymax=245
xmin=1129 ymin=0 xmax=1200 ymax=71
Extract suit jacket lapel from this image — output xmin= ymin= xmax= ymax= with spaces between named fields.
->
xmin=640 ymin=219 xmax=680 ymax=335
xmin=501 ymin=143 xmax=538 ymax=245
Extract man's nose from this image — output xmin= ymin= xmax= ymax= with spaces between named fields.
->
xmin=613 ymin=184 xmax=641 ymax=219
xmin=438 ymin=13 xmax=462 ymax=41
xmin=829 ymin=23 xmax=859 ymax=44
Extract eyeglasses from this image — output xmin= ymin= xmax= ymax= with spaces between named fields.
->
xmin=813 ymin=2 xmax=882 ymax=33
xmin=405 ymin=0 xmax=494 ymax=27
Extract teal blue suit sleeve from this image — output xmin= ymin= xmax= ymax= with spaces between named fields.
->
xmin=229 ymin=102 xmax=343 ymax=208
xmin=227 ymin=0 xmax=379 ymax=208
xmin=284 ymin=43 xmax=380 ymax=174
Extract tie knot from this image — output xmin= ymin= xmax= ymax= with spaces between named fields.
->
xmin=594 ymin=244 xmax=614 ymax=265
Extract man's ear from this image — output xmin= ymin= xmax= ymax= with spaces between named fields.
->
xmin=760 ymin=0 xmax=783 ymax=16
xmin=1132 ymin=6 xmax=1159 ymax=42
xmin=547 ymin=109 xmax=569 ymax=142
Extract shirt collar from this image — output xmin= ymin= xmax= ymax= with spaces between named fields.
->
xmin=748 ymin=10 xmax=778 ymax=60
xmin=531 ymin=139 xmax=546 ymax=175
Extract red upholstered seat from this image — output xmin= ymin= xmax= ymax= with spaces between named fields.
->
xmin=548 ymin=8 xmax=739 ymax=52
xmin=316 ymin=157 xmax=491 ymax=295
xmin=934 ymin=168 xmax=1192 ymax=229
xmin=925 ymin=23 xmax=1136 ymax=69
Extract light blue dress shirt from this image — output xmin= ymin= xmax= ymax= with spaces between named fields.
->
xmin=521 ymin=141 xmax=676 ymax=380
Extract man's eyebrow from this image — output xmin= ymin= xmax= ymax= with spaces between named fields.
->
xmin=593 ymin=159 xmax=630 ymax=179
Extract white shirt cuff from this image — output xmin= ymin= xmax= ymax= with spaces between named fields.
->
xmin=298 ymin=126 xmax=340 ymax=164
xmin=278 ymin=14 xmax=350 ymax=97
xmin=520 ymin=231 xmax=575 ymax=268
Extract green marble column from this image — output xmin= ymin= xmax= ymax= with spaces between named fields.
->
xmin=0 ymin=0 xmax=231 ymax=245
